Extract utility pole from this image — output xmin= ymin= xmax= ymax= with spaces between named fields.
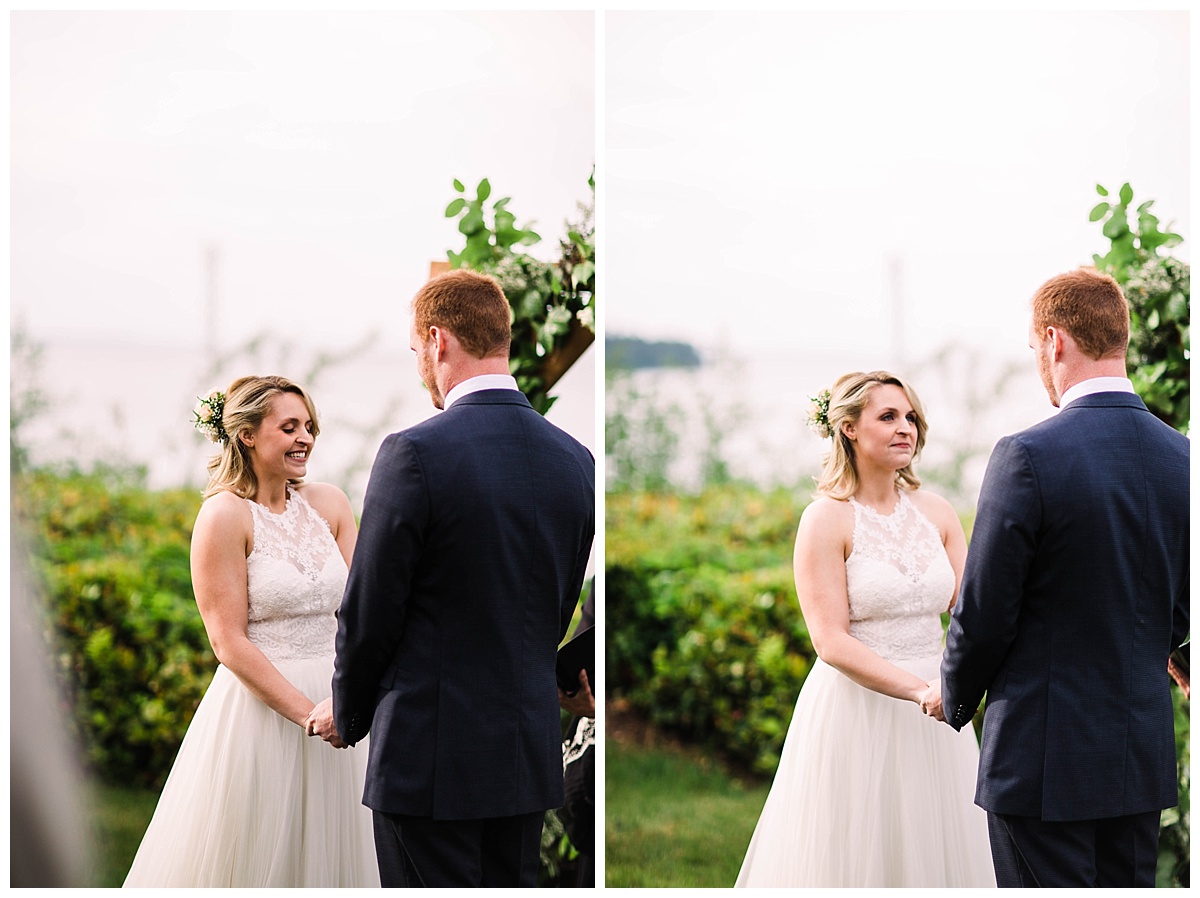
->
xmin=204 ymin=243 xmax=219 ymax=356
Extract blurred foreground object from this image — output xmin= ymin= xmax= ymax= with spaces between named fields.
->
xmin=10 ymin=530 xmax=92 ymax=886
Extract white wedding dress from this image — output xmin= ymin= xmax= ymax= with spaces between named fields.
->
xmin=736 ymin=491 xmax=995 ymax=887
xmin=124 ymin=486 xmax=379 ymax=887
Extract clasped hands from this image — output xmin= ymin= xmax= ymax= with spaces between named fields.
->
xmin=558 ymin=669 xmax=596 ymax=719
xmin=918 ymin=679 xmax=945 ymax=723
xmin=304 ymin=697 xmax=347 ymax=748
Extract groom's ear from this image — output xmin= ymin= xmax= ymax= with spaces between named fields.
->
xmin=429 ymin=326 xmax=458 ymax=360
xmin=1046 ymin=326 xmax=1069 ymax=361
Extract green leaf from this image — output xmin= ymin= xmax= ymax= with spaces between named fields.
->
xmin=444 ymin=198 xmax=466 ymax=217
xmin=572 ymin=261 xmax=596 ymax=289
xmin=1096 ymin=184 xmax=1109 ymax=197
xmin=1102 ymin=210 xmax=1130 ymax=240
xmin=1089 ymin=202 xmax=1110 ymax=222
xmin=494 ymin=208 xmax=516 ymax=232
xmin=458 ymin=208 xmax=485 ymax=237
xmin=452 ymin=178 xmax=465 ymax=192
xmin=1137 ymin=200 xmax=1155 ymax=213
xmin=476 ymin=178 xmax=492 ymax=203
xmin=1119 ymin=182 xmax=1134 ymax=205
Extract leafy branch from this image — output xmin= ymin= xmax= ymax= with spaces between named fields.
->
xmin=1090 ymin=182 xmax=1189 ymax=434
xmin=444 ymin=172 xmax=596 ymax=414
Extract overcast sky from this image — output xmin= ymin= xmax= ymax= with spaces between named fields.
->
xmin=606 ymin=10 xmax=1190 ymax=362
xmin=11 ymin=10 xmax=595 ymax=351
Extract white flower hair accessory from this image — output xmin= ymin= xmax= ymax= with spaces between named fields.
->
xmin=193 ymin=389 xmax=228 ymax=443
xmin=807 ymin=389 xmax=833 ymax=439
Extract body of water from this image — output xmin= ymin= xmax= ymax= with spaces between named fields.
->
xmin=608 ymin=343 xmax=1058 ymax=509
xmin=16 ymin=332 xmax=1066 ymax=513
xmin=16 ymin=335 xmax=597 ymax=514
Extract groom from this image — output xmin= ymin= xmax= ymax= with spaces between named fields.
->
xmin=329 ymin=269 xmax=595 ymax=887
xmin=937 ymin=267 xmax=1189 ymax=887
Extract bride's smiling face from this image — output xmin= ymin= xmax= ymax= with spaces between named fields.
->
xmin=842 ymin=384 xmax=919 ymax=472
xmin=243 ymin=392 xmax=315 ymax=483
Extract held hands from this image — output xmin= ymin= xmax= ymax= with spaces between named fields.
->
xmin=558 ymin=669 xmax=596 ymax=719
xmin=918 ymin=679 xmax=945 ymax=723
xmin=1168 ymin=656 xmax=1190 ymax=699
xmin=304 ymin=697 xmax=348 ymax=749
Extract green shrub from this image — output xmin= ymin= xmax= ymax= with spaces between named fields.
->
xmin=13 ymin=469 xmax=212 ymax=788
xmin=606 ymin=486 xmax=813 ymax=773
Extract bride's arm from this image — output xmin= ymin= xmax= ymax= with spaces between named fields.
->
xmin=190 ymin=493 xmax=318 ymax=728
xmin=794 ymin=499 xmax=928 ymax=705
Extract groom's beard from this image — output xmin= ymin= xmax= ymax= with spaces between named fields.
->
xmin=1036 ymin=343 xmax=1059 ymax=407
xmin=417 ymin=344 xmax=444 ymax=409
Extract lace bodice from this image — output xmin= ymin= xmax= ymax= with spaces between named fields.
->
xmin=245 ymin=486 xmax=347 ymax=663
xmin=844 ymin=491 xmax=955 ymax=661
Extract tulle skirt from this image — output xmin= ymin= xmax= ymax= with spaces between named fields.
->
xmin=736 ymin=655 xmax=996 ymax=887
xmin=123 ymin=656 xmax=379 ymax=887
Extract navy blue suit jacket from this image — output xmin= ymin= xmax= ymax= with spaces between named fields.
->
xmin=332 ymin=390 xmax=595 ymax=820
xmin=942 ymin=391 xmax=1188 ymax=822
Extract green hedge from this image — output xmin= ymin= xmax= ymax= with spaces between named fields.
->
xmin=606 ymin=486 xmax=813 ymax=774
xmin=13 ymin=469 xmax=212 ymax=788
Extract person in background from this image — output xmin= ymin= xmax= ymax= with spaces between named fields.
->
xmin=558 ymin=582 xmax=595 ymax=886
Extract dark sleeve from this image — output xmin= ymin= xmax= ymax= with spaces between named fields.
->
xmin=942 ymin=435 xmax=1041 ymax=731
xmin=333 ymin=433 xmax=429 ymax=745
xmin=562 ymin=471 xmax=596 ymax=643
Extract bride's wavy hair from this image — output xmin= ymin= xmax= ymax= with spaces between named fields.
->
xmin=815 ymin=371 xmax=928 ymax=501
xmin=203 ymin=375 xmax=320 ymax=500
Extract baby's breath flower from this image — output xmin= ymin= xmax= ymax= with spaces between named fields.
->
xmin=193 ymin=389 xmax=228 ymax=443
xmin=807 ymin=389 xmax=833 ymax=439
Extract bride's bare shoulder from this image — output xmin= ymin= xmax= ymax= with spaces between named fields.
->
xmin=798 ymin=495 xmax=854 ymax=534
xmin=193 ymin=490 xmax=253 ymax=546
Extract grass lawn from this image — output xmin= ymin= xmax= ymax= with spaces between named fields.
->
xmin=83 ymin=781 xmax=158 ymax=887
xmin=604 ymin=734 xmax=769 ymax=887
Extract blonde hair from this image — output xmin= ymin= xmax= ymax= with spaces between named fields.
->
xmin=203 ymin=375 xmax=320 ymax=500
xmin=815 ymin=371 xmax=928 ymax=500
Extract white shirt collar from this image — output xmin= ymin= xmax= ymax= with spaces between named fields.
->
xmin=443 ymin=374 xmax=520 ymax=410
xmin=1059 ymin=376 xmax=1136 ymax=410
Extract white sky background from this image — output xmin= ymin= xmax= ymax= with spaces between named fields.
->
xmin=11 ymin=10 xmax=596 ymax=350
xmin=9 ymin=10 xmax=597 ymax=492
xmin=606 ymin=10 xmax=1190 ymax=362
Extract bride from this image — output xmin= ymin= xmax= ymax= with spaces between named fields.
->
xmin=124 ymin=375 xmax=378 ymax=887
xmin=735 ymin=371 xmax=994 ymax=887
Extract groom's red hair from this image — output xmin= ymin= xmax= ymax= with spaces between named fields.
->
xmin=411 ymin=269 xmax=512 ymax=360
xmin=1031 ymin=267 xmax=1129 ymax=360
